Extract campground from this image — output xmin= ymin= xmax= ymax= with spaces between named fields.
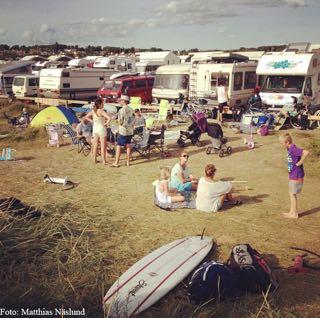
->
xmin=0 ymin=102 xmax=320 ymax=317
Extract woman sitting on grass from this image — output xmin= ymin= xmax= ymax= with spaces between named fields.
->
xmin=156 ymin=167 xmax=185 ymax=205
xmin=196 ymin=164 xmax=241 ymax=213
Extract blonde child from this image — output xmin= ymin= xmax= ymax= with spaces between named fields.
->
xmin=279 ymin=133 xmax=309 ymax=218
xmin=156 ymin=167 xmax=185 ymax=205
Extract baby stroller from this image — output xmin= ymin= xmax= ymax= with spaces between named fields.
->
xmin=206 ymin=123 xmax=232 ymax=157
xmin=177 ymin=112 xmax=207 ymax=147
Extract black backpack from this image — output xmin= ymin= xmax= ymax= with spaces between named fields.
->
xmin=227 ymin=244 xmax=278 ymax=293
xmin=187 ymin=261 xmax=235 ymax=304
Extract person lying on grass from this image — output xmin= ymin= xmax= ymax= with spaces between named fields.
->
xmin=196 ymin=164 xmax=241 ymax=213
xmin=279 ymin=133 xmax=309 ymax=219
xmin=156 ymin=167 xmax=185 ymax=205
xmin=170 ymin=151 xmax=198 ymax=192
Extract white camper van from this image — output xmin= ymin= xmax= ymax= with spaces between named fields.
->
xmin=12 ymin=75 xmax=39 ymax=97
xmin=257 ymin=51 xmax=320 ymax=108
xmin=136 ymin=51 xmax=180 ymax=75
xmin=0 ymin=61 xmax=33 ymax=97
xmin=93 ymin=56 xmax=136 ymax=72
xmin=152 ymin=64 xmax=191 ymax=104
xmin=189 ymin=58 xmax=258 ymax=107
xmin=39 ymin=68 xmax=111 ymax=100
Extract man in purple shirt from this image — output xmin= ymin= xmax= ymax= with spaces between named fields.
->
xmin=279 ymin=133 xmax=309 ymax=218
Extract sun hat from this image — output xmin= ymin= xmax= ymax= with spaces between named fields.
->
xmin=120 ymin=95 xmax=130 ymax=102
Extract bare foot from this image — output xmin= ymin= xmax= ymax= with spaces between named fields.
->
xmin=111 ymin=163 xmax=120 ymax=168
xmin=283 ymin=212 xmax=299 ymax=219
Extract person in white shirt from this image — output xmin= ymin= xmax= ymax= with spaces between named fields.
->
xmin=196 ymin=164 xmax=241 ymax=212
xmin=216 ymin=78 xmax=229 ymax=123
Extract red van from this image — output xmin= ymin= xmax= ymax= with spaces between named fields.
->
xmin=97 ymin=75 xmax=154 ymax=103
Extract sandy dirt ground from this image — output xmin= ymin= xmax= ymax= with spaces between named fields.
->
xmin=0 ymin=124 xmax=320 ymax=317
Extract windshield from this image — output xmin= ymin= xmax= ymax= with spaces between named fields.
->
xmin=101 ymin=80 xmax=122 ymax=91
xmin=13 ymin=77 xmax=25 ymax=86
xmin=154 ymin=74 xmax=189 ymax=90
xmin=262 ymin=76 xmax=305 ymax=93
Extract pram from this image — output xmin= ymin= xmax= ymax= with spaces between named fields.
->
xmin=45 ymin=124 xmax=65 ymax=147
xmin=177 ymin=112 xmax=207 ymax=147
xmin=205 ymin=123 xmax=232 ymax=157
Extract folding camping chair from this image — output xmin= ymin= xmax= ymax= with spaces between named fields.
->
xmin=129 ymin=96 xmax=142 ymax=110
xmin=145 ymin=99 xmax=170 ymax=129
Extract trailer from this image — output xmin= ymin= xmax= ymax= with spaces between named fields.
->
xmin=0 ymin=61 xmax=33 ymax=97
xmin=152 ymin=64 xmax=190 ymax=104
xmin=257 ymin=45 xmax=320 ymax=108
xmin=136 ymin=51 xmax=180 ymax=75
xmin=189 ymin=55 xmax=258 ymax=107
xmin=39 ymin=67 xmax=113 ymax=100
xmin=12 ymin=74 xmax=39 ymax=98
xmin=93 ymin=56 xmax=136 ymax=72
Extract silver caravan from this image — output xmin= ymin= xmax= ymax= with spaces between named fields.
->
xmin=189 ymin=53 xmax=258 ymax=107
xmin=39 ymin=68 xmax=112 ymax=100
xmin=152 ymin=64 xmax=190 ymax=104
xmin=136 ymin=51 xmax=180 ymax=75
xmin=0 ymin=61 xmax=33 ymax=96
xmin=93 ymin=56 xmax=136 ymax=72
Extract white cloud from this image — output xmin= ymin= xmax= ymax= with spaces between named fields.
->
xmin=39 ymin=24 xmax=56 ymax=34
xmin=22 ymin=30 xmax=35 ymax=42
xmin=0 ymin=28 xmax=8 ymax=37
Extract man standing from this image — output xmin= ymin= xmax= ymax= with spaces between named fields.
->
xmin=112 ymin=95 xmax=134 ymax=167
xmin=216 ymin=78 xmax=229 ymax=123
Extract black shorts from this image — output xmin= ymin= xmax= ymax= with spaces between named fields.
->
xmin=218 ymin=102 xmax=228 ymax=113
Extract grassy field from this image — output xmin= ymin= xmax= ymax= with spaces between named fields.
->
xmin=0 ymin=101 xmax=320 ymax=318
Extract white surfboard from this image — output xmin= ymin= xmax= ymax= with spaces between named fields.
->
xmin=104 ymin=236 xmax=213 ymax=318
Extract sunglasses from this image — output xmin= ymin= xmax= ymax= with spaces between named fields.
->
xmin=181 ymin=154 xmax=189 ymax=158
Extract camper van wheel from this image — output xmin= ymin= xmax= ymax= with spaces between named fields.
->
xmin=218 ymin=149 xmax=225 ymax=157
xmin=227 ymin=146 xmax=232 ymax=155
xmin=290 ymin=115 xmax=302 ymax=129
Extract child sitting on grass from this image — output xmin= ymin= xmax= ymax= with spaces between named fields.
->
xmin=279 ymin=133 xmax=309 ymax=218
xmin=155 ymin=167 xmax=185 ymax=205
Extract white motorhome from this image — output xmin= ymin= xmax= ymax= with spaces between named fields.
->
xmin=0 ymin=61 xmax=33 ymax=96
xmin=136 ymin=51 xmax=180 ymax=74
xmin=152 ymin=64 xmax=191 ymax=104
xmin=39 ymin=68 xmax=112 ymax=100
xmin=93 ymin=56 xmax=136 ymax=72
xmin=189 ymin=54 xmax=258 ymax=107
xmin=12 ymin=75 xmax=39 ymax=97
xmin=257 ymin=51 xmax=320 ymax=107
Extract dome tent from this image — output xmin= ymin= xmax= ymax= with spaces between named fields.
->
xmin=30 ymin=106 xmax=78 ymax=127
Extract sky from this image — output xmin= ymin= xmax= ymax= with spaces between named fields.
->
xmin=0 ymin=0 xmax=319 ymax=50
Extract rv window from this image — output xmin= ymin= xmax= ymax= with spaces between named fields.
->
xmin=62 ymin=72 xmax=70 ymax=77
xmin=147 ymin=78 xmax=155 ymax=87
xmin=135 ymin=79 xmax=147 ymax=88
xmin=146 ymin=66 xmax=153 ymax=72
xmin=244 ymin=72 xmax=257 ymax=89
xmin=233 ymin=72 xmax=243 ymax=91
xmin=110 ymin=60 xmax=116 ymax=65
xmin=63 ymin=83 xmax=70 ymax=88
xmin=262 ymin=76 xmax=304 ymax=93
xmin=211 ymin=74 xmax=229 ymax=90
xmin=99 ymin=77 xmax=104 ymax=81
xmin=29 ymin=78 xmax=38 ymax=86
xmin=13 ymin=77 xmax=25 ymax=86
xmin=127 ymin=63 xmax=132 ymax=69
xmin=154 ymin=74 xmax=189 ymax=90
